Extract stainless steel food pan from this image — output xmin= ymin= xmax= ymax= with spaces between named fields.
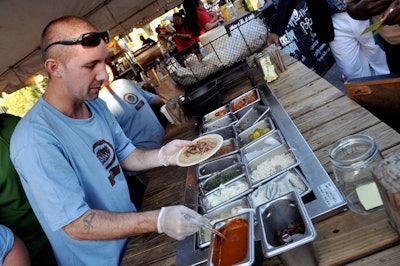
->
xmin=200 ymin=175 xmax=253 ymax=213
xmin=198 ymin=152 xmax=242 ymax=180
xmin=248 ymin=168 xmax=312 ymax=208
xmin=256 ymin=191 xmax=317 ymax=265
xmin=198 ymin=197 xmax=251 ymax=248
xmin=202 ymin=113 xmax=238 ymax=132
xmin=235 ymin=104 xmax=270 ymax=133
xmin=246 ymin=143 xmax=298 ymax=186
xmin=207 ymin=211 xmax=255 ymax=266
xmin=238 ymin=117 xmax=276 ymax=147
xmin=241 ymin=129 xmax=284 ymax=163
xmin=200 ymin=163 xmax=247 ymax=195
xmin=201 ymin=124 xmax=238 ymax=140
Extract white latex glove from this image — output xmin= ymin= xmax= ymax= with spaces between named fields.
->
xmin=157 ymin=205 xmax=208 ymax=240
xmin=158 ymin=139 xmax=192 ymax=166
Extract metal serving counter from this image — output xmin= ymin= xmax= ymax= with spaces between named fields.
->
xmin=176 ymin=83 xmax=347 ymax=266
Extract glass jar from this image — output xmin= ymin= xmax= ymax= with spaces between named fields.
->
xmin=329 ymin=134 xmax=384 ymax=215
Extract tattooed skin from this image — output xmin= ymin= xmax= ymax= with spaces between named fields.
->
xmin=83 ymin=211 xmax=96 ymax=231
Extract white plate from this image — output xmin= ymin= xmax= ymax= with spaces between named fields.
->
xmin=176 ymin=134 xmax=223 ymax=167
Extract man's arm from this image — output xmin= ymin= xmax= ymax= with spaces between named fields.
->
xmin=63 ymin=209 xmax=159 ymax=240
xmin=63 ymin=206 xmax=208 ymax=241
xmin=346 ymin=0 xmax=393 ymax=20
xmin=267 ymin=0 xmax=297 ymax=47
xmin=120 ymin=139 xmax=192 ymax=171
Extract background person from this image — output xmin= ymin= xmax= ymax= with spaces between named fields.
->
xmin=99 ymin=63 xmax=166 ymax=208
xmin=346 ymin=0 xmax=400 ymax=73
xmin=183 ymin=0 xmax=223 ymax=36
xmin=10 ymin=16 xmax=207 ymax=265
xmin=267 ymin=0 xmax=390 ymax=81
xmin=170 ymin=12 xmax=199 ymax=52
xmin=0 ymin=113 xmax=56 ymax=266
xmin=0 ymin=224 xmax=30 ymax=266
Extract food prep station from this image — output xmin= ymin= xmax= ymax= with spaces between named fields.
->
xmin=176 ymin=82 xmax=347 ymax=265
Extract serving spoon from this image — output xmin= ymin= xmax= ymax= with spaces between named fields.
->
xmin=183 ymin=213 xmax=226 ymax=240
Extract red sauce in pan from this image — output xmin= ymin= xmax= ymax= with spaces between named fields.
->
xmin=211 ymin=218 xmax=248 ymax=266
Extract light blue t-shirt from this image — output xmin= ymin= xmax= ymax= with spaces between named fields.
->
xmin=99 ymin=79 xmax=165 ymax=150
xmin=10 ymin=97 xmax=136 ymax=265
xmin=0 ymin=224 xmax=14 ymax=264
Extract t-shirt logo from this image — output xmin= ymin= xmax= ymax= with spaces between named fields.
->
xmin=93 ymin=139 xmax=121 ymax=186
xmin=123 ymin=93 xmax=139 ymax=105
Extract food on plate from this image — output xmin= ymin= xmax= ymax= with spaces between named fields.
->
xmin=183 ymin=139 xmax=217 ymax=157
xmin=177 ymin=135 xmax=222 ymax=166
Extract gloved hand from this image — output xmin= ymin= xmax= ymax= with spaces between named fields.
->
xmin=157 ymin=205 xmax=208 ymax=240
xmin=158 ymin=139 xmax=192 ymax=166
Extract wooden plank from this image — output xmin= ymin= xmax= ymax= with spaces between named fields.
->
xmin=344 ymin=245 xmax=400 ymax=266
xmin=314 ymin=210 xmax=400 ymax=266
xmin=292 ymin=95 xmax=360 ymax=132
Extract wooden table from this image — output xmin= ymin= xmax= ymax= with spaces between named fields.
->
xmin=121 ymin=55 xmax=400 ymax=266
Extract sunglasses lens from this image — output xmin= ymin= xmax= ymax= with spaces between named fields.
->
xmin=82 ymin=33 xmax=102 ymax=46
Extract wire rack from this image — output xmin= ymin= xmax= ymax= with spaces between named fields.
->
xmin=166 ymin=12 xmax=269 ymax=89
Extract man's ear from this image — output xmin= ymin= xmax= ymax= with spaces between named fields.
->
xmin=44 ymin=59 xmax=61 ymax=78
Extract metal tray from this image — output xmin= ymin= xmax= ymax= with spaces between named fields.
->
xmin=241 ymin=129 xmax=285 ymax=163
xmin=248 ymin=168 xmax=312 ymax=208
xmin=247 ymin=143 xmax=298 ymax=187
xmin=202 ymin=113 xmax=238 ymax=132
xmin=202 ymin=104 xmax=230 ymax=124
xmin=200 ymin=175 xmax=253 ymax=213
xmin=237 ymin=117 xmax=276 ymax=147
xmin=198 ymin=153 xmax=242 ymax=180
xmin=207 ymin=211 xmax=255 ymax=266
xmin=200 ymin=163 xmax=247 ymax=196
xmin=201 ymin=124 xmax=238 ymax=140
xmin=198 ymin=197 xmax=251 ymax=248
xmin=177 ymin=83 xmax=346 ymax=266
xmin=235 ymin=103 xmax=270 ymax=133
xmin=230 ymin=88 xmax=261 ymax=115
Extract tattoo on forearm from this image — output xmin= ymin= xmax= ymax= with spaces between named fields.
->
xmin=83 ymin=211 xmax=96 ymax=231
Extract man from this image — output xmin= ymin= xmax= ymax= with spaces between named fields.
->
xmin=267 ymin=0 xmax=390 ymax=80
xmin=99 ymin=64 xmax=165 ymax=208
xmin=0 ymin=113 xmax=56 ymax=265
xmin=99 ymin=64 xmax=165 ymax=150
xmin=10 ymin=16 xmax=206 ymax=265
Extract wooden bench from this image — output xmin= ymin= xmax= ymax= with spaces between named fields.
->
xmin=344 ymin=74 xmax=400 ymax=133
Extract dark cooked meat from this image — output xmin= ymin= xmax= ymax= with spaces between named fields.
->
xmin=184 ymin=139 xmax=216 ymax=157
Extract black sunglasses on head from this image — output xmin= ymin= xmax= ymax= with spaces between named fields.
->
xmin=44 ymin=30 xmax=110 ymax=52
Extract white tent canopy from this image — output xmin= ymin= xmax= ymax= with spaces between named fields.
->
xmin=0 ymin=0 xmax=182 ymax=94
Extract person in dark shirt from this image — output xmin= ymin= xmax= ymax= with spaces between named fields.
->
xmin=0 ymin=113 xmax=56 ymax=266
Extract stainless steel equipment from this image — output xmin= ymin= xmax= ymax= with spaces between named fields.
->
xmin=176 ymin=83 xmax=346 ymax=265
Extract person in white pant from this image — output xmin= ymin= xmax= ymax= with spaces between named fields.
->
xmin=330 ymin=11 xmax=390 ymax=80
xmin=267 ymin=0 xmax=390 ymax=81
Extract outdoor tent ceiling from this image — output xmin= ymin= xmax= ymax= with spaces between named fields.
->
xmin=0 ymin=0 xmax=182 ymax=94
